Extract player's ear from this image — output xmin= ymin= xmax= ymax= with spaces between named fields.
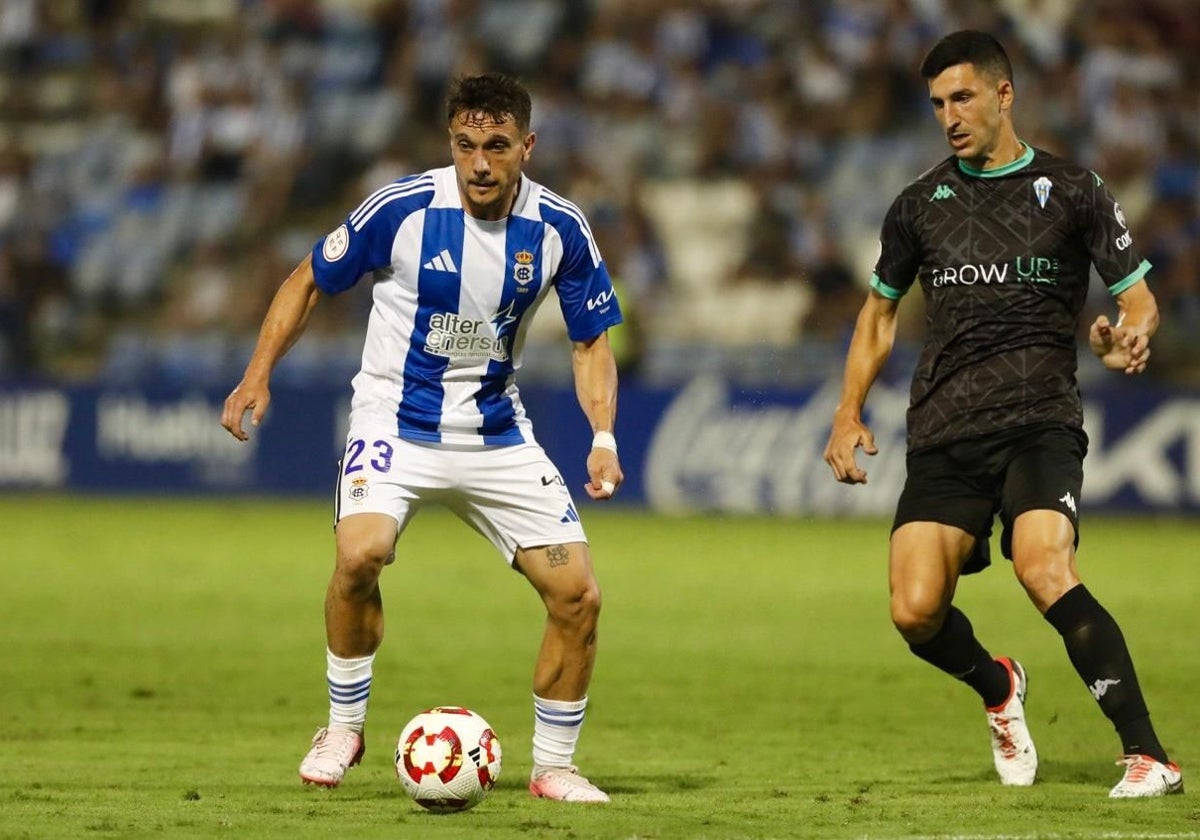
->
xmin=522 ymin=131 xmax=536 ymax=161
xmin=996 ymin=79 xmax=1014 ymax=113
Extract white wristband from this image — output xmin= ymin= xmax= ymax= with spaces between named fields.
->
xmin=592 ymin=430 xmax=617 ymax=453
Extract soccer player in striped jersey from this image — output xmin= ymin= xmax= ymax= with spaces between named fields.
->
xmin=823 ymin=31 xmax=1181 ymax=797
xmin=222 ymin=73 xmax=621 ymax=802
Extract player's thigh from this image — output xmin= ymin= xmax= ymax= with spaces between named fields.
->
xmin=892 ymin=443 xmax=997 ymax=579
xmin=448 ymin=442 xmax=589 ymax=567
xmin=335 ymin=512 xmax=400 ymax=572
xmin=1009 ymin=509 xmax=1080 ymax=611
xmin=334 ymin=429 xmax=446 ymax=562
xmin=516 ymin=541 xmax=599 ymax=611
xmin=998 ymin=426 xmax=1085 ymax=561
xmin=889 ymin=521 xmax=976 ymax=622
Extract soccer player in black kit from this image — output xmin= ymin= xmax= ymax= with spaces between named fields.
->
xmin=823 ymin=30 xmax=1182 ymax=797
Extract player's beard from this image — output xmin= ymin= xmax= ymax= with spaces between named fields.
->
xmin=465 ymin=179 xmax=515 ymax=219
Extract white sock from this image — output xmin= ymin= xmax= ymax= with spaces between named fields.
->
xmin=326 ymin=649 xmax=374 ymax=732
xmin=532 ymin=694 xmax=587 ymax=769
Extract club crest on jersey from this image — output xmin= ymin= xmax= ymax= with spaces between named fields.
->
xmin=513 ymin=249 xmax=535 ymax=288
xmin=1033 ymin=176 xmax=1052 ymax=209
xmin=323 ymin=224 xmax=350 ymax=262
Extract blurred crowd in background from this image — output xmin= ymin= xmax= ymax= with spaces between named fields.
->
xmin=0 ymin=0 xmax=1197 ymax=389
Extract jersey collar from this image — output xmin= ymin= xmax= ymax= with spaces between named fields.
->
xmin=510 ymin=174 xmax=532 ymax=217
xmin=957 ymin=142 xmax=1034 ymax=178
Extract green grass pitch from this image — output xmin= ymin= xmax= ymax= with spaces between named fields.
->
xmin=1 ymin=496 xmax=1197 ymax=839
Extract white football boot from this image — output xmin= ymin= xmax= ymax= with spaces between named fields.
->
xmin=299 ymin=726 xmax=364 ymax=787
xmin=985 ymin=657 xmax=1038 ymax=786
xmin=1109 ymin=754 xmax=1183 ymax=798
xmin=529 ymin=765 xmax=610 ymax=803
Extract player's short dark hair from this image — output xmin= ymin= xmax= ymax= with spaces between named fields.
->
xmin=445 ymin=73 xmax=532 ymax=133
xmin=920 ymin=30 xmax=1012 ymax=84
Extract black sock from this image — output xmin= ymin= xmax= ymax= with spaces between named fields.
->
xmin=1044 ymin=584 xmax=1168 ymax=763
xmin=908 ymin=606 xmax=1011 ymax=707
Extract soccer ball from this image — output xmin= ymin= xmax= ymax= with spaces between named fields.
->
xmin=395 ymin=706 xmax=502 ymax=813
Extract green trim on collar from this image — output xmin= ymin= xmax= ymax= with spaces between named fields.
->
xmin=957 ymin=143 xmax=1035 ymax=178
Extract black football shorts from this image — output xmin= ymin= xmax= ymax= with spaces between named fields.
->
xmin=892 ymin=423 xmax=1087 ymax=574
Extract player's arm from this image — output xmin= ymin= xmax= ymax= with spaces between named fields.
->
xmin=221 ymin=255 xmax=321 ymax=441
xmin=571 ymin=330 xmax=623 ymax=500
xmin=1089 ymin=279 xmax=1158 ymax=375
xmin=824 ymin=290 xmax=900 ymax=484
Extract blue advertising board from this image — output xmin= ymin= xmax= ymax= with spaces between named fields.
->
xmin=2 ymin=378 xmax=1199 ymax=515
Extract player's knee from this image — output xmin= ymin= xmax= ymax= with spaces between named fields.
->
xmin=1011 ymin=513 xmax=1074 ymax=578
xmin=1014 ymin=551 xmax=1077 ymax=606
xmin=890 ymin=598 xmax=941 ymax=642
xmin=334 ymin=539 xmax=390 ymax=590
xmin=547 ymin=577 xmax=601 ymax=630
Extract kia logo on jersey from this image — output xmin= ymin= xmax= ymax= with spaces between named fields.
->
xmin=586 ymin=289 xmax=615 ymax=311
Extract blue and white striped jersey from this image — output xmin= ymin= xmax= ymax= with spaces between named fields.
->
xmin=311 ymin=165 xmax=622 ymax=446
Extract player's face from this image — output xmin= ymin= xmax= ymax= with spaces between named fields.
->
xmin=449 ymin=111 xmax=535 ymax=221
xmin=927 ymin=62 xmax=1013 ymax=167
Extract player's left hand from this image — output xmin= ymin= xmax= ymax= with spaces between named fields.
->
xmin=585 ymin=447 xmax=623 ymax=500
xmin=824 ymin=412 xmax=878 ymax=485
xmin=222 ymin=376 xmax=271 ymax=441
xmin=1089 ymin=314 xmax=1151 ymax=375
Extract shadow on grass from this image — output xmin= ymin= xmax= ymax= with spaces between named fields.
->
xmin=924 ymin=758 xmax=1136 ymax=790
xmin=592 ymin=773 xmax=720 ymax=795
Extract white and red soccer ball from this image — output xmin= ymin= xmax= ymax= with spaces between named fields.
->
xmin=395 ymin=706 xmax=502 ymax=813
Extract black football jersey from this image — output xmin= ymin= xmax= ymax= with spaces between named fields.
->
xmin=871 ymin=145 xmax=1150 ymax=451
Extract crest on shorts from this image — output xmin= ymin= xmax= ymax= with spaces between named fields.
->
xmin=349 ymin=476 xmax=369 ymax=502
xmin=512 ymin=249 xmax=535 ymax=288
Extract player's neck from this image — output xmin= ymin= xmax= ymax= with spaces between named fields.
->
xmin=464 ymin=194 xmax=515 ymax=221
xmin=970 ymin=131 xmax=1024 ymax=171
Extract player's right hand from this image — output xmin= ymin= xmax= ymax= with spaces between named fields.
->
xmin=1089 ymin=314 xmax=1151 ymax=374
xmin=221 ymin=379 xmax=271 ymax=441
xmin=823 ymin=415 xmax=878 ymax=485
xmin=585 ymin=446 xmax=623 ymax=500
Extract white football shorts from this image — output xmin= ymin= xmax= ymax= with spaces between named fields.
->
xmin=334 ymin=425 xmax=587 ymax=563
